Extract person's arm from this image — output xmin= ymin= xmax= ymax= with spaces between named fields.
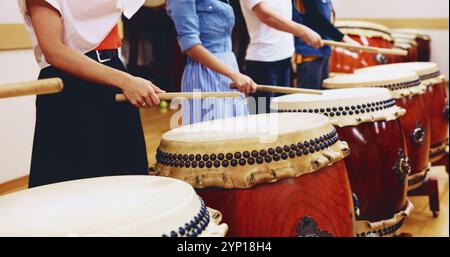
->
xmin=26 ymin=0 xmax=164 ymax=108
xmin=301 ymin=0 xmax=358 ymax=45
xmin=186 ymin=46 xmax=256 ymax=94
xmin=249 ymin=1 xmax=323 ymax=48
xmin=166 ymin=0 xmax=256 ymax=94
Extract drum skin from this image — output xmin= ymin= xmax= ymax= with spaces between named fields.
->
xmin=336 ymin=120 xmax=408 ymax=222
xmin=197 ymin=160 xmax=355 ymax=237
xmin=424 ymin=81 xmax=449 ymax=161
xmin=330 ymin=36 xmax=394 ymax=74
xmin=395 ymin=94 xmax=431 ymax=176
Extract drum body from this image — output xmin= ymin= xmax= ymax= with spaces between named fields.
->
xmin=198 ymin=160 xmax=354 ymax=237
xmin=330 ymin=36 xmax=394 ymax=74
xmin=336 ymin=120 xmax=408 ymax=222
xmin=272 ymin=88 xmax=412 ymax=237
xmin=425 ymin=80 xmax=449 ymax=163
xmin=396 ymin=94 xmax=431 ymax=189
xmin=323 ymin=72 xmax=431 ymax=191
xmin=416 ymin=36 xmax=432 ymax=62
xmin=330 ymin=21 xmax=395 ymax=74
xmin=356 ymin=62 xmax=448 ymax=165
xmin=155 ymin=113 xmax=355 ymax=237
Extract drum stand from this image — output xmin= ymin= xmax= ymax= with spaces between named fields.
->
xmin=408 ymin=177 xmax=440 ymax=218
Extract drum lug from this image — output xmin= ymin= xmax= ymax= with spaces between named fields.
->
xmin=393 ymin=149 xmax=411 ymax=182
xmin=375 ymin=53 xmax=388 ymax=64
xmin=297 ymin=216 xmax=333 ymax=237
xmin=352 ymin=193 xmax=361 ymax=217
xmin=411 ymin=122 xmax=426 ymax=145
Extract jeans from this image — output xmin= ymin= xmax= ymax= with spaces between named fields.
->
xmin=244 ymin=58 xmax=291 ymax=114
xmin=296 ymin=56 xmax=330 ymax=90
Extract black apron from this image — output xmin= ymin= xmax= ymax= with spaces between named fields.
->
xmin=29 ymin=54 xmax=149 ymax=188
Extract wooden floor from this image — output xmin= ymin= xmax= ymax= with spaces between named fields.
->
xmin=1 ymin=106 xmax=448 ymax=237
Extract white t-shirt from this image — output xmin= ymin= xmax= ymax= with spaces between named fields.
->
xmin=240 ymin=0 xmax=295 ymax=62
xmin=18 ymin=0 xmax=144 ymax=68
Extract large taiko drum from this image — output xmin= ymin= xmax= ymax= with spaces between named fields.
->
xmin=330 ymin=21 xmax=395 ymax=74
xmin=272 ymin=88 xmax=413 ymax=237
xmin=323 ymin=72 xmax=431 ymax=191
xmin=155 ymin=113 xmax=355 ymax=237
xmin=392 ymin=30 xmax=432 ymax=62
xmin=0 ymin=176 xmax=228 ymax=237
xmin=357 ymin=62 xmax=449 ymax=166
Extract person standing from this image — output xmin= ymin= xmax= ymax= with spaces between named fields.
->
xmin=19 ymin=0 xmax=160 ymax=187
xmin=167 ymin=0 xmax=257 ymax=125
xmin=239 ymin=0 xmax=323 ymax=114
xmin=293 ymin=0 xmax=359 ymax=89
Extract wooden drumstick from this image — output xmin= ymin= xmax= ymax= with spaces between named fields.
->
xmin=0 ymin=78 xmax=63 ymax=99
xmin=231 ymin=84 xmax=323 ymax=95
xmin=323 ymin=40 xmax=408 ymax=56
xmin=115 ymin=92 xmax=241 ymax=102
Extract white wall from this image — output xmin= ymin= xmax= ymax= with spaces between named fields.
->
xmin=333 ymin=0 xmax=450 ymax=76
xmin=0 ymin=1 xmax=39 ymax=183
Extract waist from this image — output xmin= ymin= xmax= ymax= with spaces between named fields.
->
xmin=187 ymin=51 xmax=236 ymax=64
xmin=86 ymin=49 xmax=120 ymax=63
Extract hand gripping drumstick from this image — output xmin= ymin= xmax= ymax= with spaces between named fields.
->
xmin=0 ymin=78 xmax=63 ymax=99
xmin=115 ymin=92 xmax=241 ymax=102
xmin=323 ymin=40 xmax=408 ymax=56
xmin=230 ymin=84 xmax=323 ymax=95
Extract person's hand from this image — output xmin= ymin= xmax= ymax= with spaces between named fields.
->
xmin=298 ymin=26 xmax=323 ymax=48
xmin=229 ymin=72 xmax=258 ymax=94
xmin=120 ymin=75 xmax=165 ymax=108
xmin=343 ymin=35 xmax=361 ymax=46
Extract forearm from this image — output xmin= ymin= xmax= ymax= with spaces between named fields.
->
xmin=45 ymin=44 xmax=132 ymax=90
xmin=185 ymin=45 xmax=237 ymax=78
xmin=256 ymin=9 xmax=309 ymax=39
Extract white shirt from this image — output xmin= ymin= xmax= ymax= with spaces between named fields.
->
xmin=18 ymin=0 xmax=144 ymax=68
xmin=240 ymin=0 xmax=295 ymax=62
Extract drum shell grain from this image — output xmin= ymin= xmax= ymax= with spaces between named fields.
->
xmin=336 ymin=120 xmax=408 ymax=223
xmin=197 ymin=160 xmax=355 ymax=237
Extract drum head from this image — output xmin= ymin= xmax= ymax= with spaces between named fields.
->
xmin=335 ymin=20 xmax=393 ymax=41
xmin=272 ymin=88 xmax=405 ymax=127
xmin=356 ymin=62 xmax=442 ymax=82
xmin=156 ymin=113 xmax=350 ymax=189
xmin=323 ymin=71 xmax=425 ymax=99
xmin=0 ymin=176 xmax=227 ymax=237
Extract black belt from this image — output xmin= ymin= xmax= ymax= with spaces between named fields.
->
xmin=86 ymin=49 xmax=119 ymax=63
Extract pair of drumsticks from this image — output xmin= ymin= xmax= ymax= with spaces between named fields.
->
xmin=0 ymin=41 xmax=407 ymax=100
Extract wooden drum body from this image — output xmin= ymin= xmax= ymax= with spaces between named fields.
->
xmin=426 ymin=80 xmax=449 ymax=162
xmin=324 ymin=72 xmax=431 ymax=192
xmin=337 ymin=121 xmax=408 ymax=222
xmin=330 ymin=21 xmax=395 ymax=74
xmin=357 ymin=63 xmax=449 ymax=165
xmin=395 ymin=94 xmax=431 ymax=189
xmin=155 ymin=113 xmax=355 ymax=237
xmin=198 ymin=160 xmax=353 ymax=237
xmin=273 ymin=88 xmax=412 ymax=237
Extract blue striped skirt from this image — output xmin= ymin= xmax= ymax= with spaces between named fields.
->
xmin=181 ymin=52 xmax=249 ymax=125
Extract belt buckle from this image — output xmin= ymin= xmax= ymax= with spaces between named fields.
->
xmin=96 ymin=50 xmax=112 ymax=63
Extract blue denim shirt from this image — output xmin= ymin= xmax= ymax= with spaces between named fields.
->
xmin=166 ymin=0 xmax=235 ymax=53
xmin=293 ymin=0 xmax=332 ymax=57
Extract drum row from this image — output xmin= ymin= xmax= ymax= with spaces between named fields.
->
xmin=0 ymin=63 xmax=447 ymax=238
xmin=330 ymin=20 xmax=433 ymax=74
